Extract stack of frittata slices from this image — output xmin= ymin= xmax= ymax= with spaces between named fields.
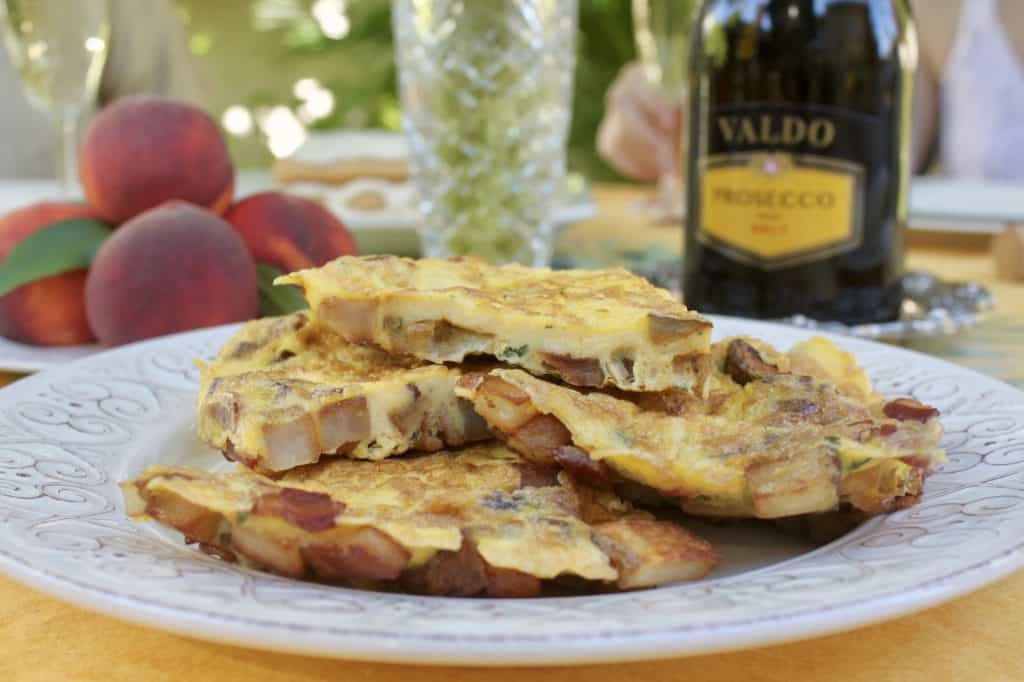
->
xmin=121 ymin=255 xmax=945 ymax=597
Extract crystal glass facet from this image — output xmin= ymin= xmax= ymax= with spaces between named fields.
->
xmin=393 ymin=0 xmax=578 ymax=266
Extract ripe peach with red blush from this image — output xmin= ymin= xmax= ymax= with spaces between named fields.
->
xmin=85 ymin=202 xmax=259 ymax=346
xmin=80 ymin=96 xmax=235 ymax=224
xmin=224 ymin=191 xmax=357 ymax=273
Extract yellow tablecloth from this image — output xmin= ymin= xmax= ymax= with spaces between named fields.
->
xmin=1 ymin=184 xmax=1022 ymax=681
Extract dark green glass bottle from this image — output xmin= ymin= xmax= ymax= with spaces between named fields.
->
xmin=684 ymin=0 xmax=915 ymax=323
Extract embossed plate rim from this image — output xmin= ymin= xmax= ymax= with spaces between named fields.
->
xmin=0 ymin=316 xmax=1020 ymax=666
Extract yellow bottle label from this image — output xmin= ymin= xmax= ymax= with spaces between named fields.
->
xmin=697 ymin=152 xmax=865 ymax=269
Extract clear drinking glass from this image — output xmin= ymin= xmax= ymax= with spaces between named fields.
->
xmin=0 ymin=0 xmax=110 ymax=196
xmin=393 ymin=0 xmax=578 ymax=266
xmin=632 ymin=0 xmax=699 ymax=219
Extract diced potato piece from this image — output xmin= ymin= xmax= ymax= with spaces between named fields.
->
xmin=301 ymin=528 xmax=410 ymax=580
xmin=592 ymin=519 xmax=718 ymax=589
xmin=746 ymin=452 xmax=839 ymax=518
xmin=472 ymin=376 xmax=538 ymax=432
xmin=142 ymin=487 xmax=221 ymax=543
xmin=318 ymin=396 xmax=370 ymax=453
xmin=319 ymin=298 xmax=377 ymax=342
xmin=262 ymin=411 xmax=318 ymax=471
xmin=232 ymin=522 xmax=306 ymax=578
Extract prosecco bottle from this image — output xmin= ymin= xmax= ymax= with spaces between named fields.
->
xmin=683 ymin=0 xmax=915 ymax=323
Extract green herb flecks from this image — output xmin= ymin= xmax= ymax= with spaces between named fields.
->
xmin=842 ymin=457 xmax=876 ymax=474
xmin=499 ymin=344 xmax=529 ymax=359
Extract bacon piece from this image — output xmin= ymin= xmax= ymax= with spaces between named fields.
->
xmin=647 ymin=314 xmax=711 ymax=345
xmin=301 ymin=528 xmax=410 ymax=580
xmin=517 ymin=462 xmax=561 ymax=488
xmin=541 ymin=353 xmax=605 ymax=387
xmin=400 ymin=541 xmax=489 ymax=597
xmin=394 ymin=319 xmax=493 ymax=356
xmin=553 ymin=446 xmax=612 ymax=488
xmin=455 ymin=398 xmax=491 ymax=442
xmin=401 ymin=539 xmax=543 ymax=597
xmin=252 ymin=487 xmax=345 ymax=532
xmin=852 ymin=420 xmax=901 ymax=443
xmin=484 ymin=565 xmax=542 ymax=598
xmin=724 ymin=338 xmax=780 ymax=386
xmin=592 ymin=519 xmax=718 ymax=589
xmin=883 ymin=398 xmax=939 ymax=423
xmin=509 ymin=414 xmax=572 ymax=464
xmin=480 ymin=375 xmax=530 ymax=404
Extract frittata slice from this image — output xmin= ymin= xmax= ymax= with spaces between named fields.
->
xmin=121 ymin=443 xmax=719 ymax=596
xmin=277 ymin=255 xmax=712 ymax=392
xmin=456 ymin=337 xmax=946 ymax=519
xmin=198 ymin=313 xmax=489 ymax=473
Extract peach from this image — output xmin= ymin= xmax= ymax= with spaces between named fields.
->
xmin=0 ymin=202 xmax=99 ymax=345
xmin=85 ymin=202 xmax=259 ymax=346
xmin=224 ymin=191 xmax=357 ymax=273
xmin=80 ymin=96 xmax=235 ymax=225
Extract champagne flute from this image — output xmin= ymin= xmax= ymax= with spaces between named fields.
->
xmin=0 ymin=0 xmax=110 ymax=196
xmin=631 ymin=0 xmax=699 ymax=220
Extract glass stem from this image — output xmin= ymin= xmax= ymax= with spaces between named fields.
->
xmin=55 ymin=110 xmax=79 ymax=197
xmin=676 ymin=91 xmax=688 ymax=182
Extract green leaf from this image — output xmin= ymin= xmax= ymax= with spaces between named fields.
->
xmin=0 ymin=218 xmax=112 ymax=296
xmin=257 ymin=263 xmax=308 ymax=317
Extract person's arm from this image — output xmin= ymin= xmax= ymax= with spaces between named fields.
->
xmin=596 ymin=62 xmax=681 ymax=182
xmin=99 ymin=0 xmax=205 ymax=106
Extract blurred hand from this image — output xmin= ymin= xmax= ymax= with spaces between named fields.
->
xmin=597 ymin=62 xmax=682 ymax=182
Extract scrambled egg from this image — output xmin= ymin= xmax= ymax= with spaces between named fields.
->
xmin=121 ymin=442 xmax=718 ymax=592
xmin=198 ymin=313 xmax=488 ymax=473
xmin=279 ymin=255 xmax=712 ymax=392
xmin=457 ymin=337 xmax=946 ymax=519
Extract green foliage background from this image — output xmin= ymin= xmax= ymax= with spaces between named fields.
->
xmin=177 ymin=0 xmax=637 ymax=181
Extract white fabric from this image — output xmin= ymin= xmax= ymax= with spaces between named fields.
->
xmin=941 ymin=0 xmax=1024 ymax=180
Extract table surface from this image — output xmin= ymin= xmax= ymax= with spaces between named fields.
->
xmin=1 ymin=183 xmax=1023 ymax=682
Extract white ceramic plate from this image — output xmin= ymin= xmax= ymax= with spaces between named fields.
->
xmin=0 ymin=336 xmax=98 ymax=373
xmin=0 ymin=316 xmax=1021 ymax=666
